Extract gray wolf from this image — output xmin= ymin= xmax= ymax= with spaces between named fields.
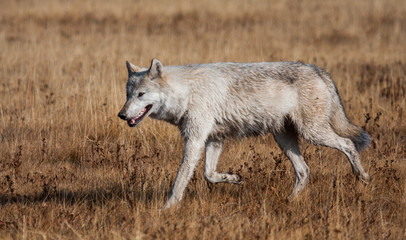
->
xmin=118 ymin=59 xmax=371 ymax=209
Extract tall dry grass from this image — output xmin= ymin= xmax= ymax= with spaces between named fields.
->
xmin=0 ymin=0 xmax=405 ymax=239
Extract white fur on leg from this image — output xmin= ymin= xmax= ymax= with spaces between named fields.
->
xmin=274 ymin=131 xmax=310 ymax=198
xmin=164 ymin=139 xmax=205 ymax=209
xmin=204 ymin=141 xmax=242 ymax=184
xmin=331 ymin=137 xmax=370 ymax=182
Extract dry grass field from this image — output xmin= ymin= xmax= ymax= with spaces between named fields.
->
xmin=1 ymin=0 xmax=405 ymax=239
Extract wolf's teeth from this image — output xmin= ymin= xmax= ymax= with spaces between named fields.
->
xmin=136 ymin=108 xmax=146 ymax=118
xmin=130 ymin=107 xmax=149 ymax=124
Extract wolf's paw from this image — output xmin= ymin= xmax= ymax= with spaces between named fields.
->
xmin=232 ymin=173 xmax=243 ymax=184
xmin=359 ymin=172 xmax=371 ymax=184
xmin=162 ymin=197 xmax=181 ymax=210
xmin=205 ymin=172 xmax=243 ymax=184
xmin=221 ymin=172 xmax=243 ymax=184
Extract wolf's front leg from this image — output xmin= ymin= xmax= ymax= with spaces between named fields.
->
xmin=204 ymin=140 xmax=242 ymax=184
xmin=163 ymin=139 xmax=205 ymax=209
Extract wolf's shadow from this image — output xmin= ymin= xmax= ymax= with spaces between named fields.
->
xmin=0 ymin=183 xmax=165 ymax=207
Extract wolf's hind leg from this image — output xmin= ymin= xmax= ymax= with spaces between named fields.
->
xmin=273 ymin=125 xmax=310 ymax=199
xmin=302 ymin=125 xmax=370 ymax=182
xmin=204 ymin=140 xmax=242 ymax=184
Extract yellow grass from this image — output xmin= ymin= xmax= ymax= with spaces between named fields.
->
xmin=0 ymin=0 xmax=405 ymax=239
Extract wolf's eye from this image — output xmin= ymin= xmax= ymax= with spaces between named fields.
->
xmin=138 ymin=92 xmax=145 ymax=98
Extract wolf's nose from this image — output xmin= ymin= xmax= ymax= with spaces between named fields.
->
xmin=118 ymin=111 xmax=127 ymax=120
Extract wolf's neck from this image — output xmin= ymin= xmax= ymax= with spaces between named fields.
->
xmin=150 ymin=89 xmax=189 ymax=126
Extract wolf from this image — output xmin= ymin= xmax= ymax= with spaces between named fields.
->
xmin=118 ymin=58 xmax=371 ymax=209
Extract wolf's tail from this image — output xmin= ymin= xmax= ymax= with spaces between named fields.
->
xmin=329 ymin=88 xmax=371 ymax=152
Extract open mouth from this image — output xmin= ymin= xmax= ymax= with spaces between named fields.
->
xmin=127 ymin=105 xmax=153 ymax=127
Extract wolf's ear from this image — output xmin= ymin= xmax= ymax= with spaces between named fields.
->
xmin=126 ymin=61 xmax=140 ymax=76
xmin=148 ymin=58 xmax=163 ymax=79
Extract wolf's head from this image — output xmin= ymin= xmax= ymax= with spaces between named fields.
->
xmin=118 ymin=58 xmax=165 ymax=127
